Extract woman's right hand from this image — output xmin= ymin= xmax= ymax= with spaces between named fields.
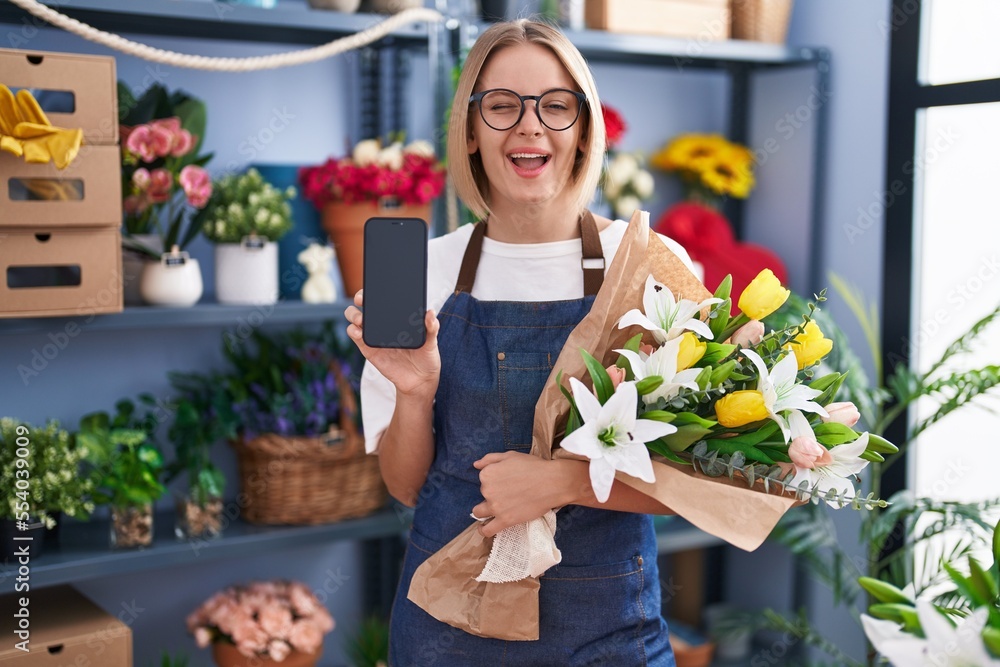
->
xmin=345 ymin=289 xmax=441 ymax=399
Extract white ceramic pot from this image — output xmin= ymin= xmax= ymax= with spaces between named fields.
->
xmin=140 ymin=251 xmax=203 ymax=307
xmin=214 ymin=241 xmax=279 ymax=305
xmin=121 ymin=234 xmax=162 ymax=306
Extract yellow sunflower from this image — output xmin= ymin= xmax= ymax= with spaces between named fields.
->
xmin=651 ymin=133 xmax=728 ymax=173
xmin=699 ymin=145 xmax=756 ymax=198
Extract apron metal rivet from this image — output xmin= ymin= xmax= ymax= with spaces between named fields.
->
xmin=637 ymin=556 xmax=643 ymax=566
xmin=497 ymin=352 xmax=505 ymax=361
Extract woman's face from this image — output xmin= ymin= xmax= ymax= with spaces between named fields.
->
xmin=468 ymin=42 xmax=586 ymax=216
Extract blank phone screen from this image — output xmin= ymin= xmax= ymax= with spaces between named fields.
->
xmin=363 ymin=218 xmax=428 ymax=348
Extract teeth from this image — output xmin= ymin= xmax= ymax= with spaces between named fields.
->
xmin=509 ymin=153 xmax=547 ymax=159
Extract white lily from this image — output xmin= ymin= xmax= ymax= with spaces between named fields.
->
xmin=742 ymin=349 xmax=828 ymax=441
xmin=560 ymin=378 xmax=675 ymax=503
xmin=788 ymin=423 xmax=870 ymax=508
xmin=618 ymin=275 xmax=722 ymax=343
xmin=862 ymin=601 xmax=1000 ymax=666
xmin=614 ymin=337 xmax=701 ymax=407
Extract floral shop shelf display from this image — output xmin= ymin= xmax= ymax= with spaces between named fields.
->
xmin=200 ymin=168 xmax=295 ymax=305
xmin=598 ymin=102 xmax=655 ymax=219
xmin=299 ymin=137 xmax=446 ymax=296
xmin=78 ymin=400 xmax=167 ymax=549
xmin=213 ymin=322 xmax=385 ymax=525
xmin=118 ymin=83 xmax=213 ymax=307
xmin=187 ymin=579 xmax=335 ymax=667
xmin=0 ymin=418 xmax=95 ymax=560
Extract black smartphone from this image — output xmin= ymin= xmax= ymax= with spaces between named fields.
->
xmin=362 ymin=217 xmax=428 ymax=349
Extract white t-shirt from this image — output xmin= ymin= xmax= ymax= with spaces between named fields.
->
xmin=360 ymin=219 xmax=696 ymax=454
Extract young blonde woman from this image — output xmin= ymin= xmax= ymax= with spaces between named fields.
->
xmin=346 ymin=19 xmax=692 ymax=665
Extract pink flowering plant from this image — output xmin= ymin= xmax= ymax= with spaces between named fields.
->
xmin=299 ymin=136 xmax=446 ymax=209
xmin=118 ymin=83 xmax=213 ymax=258
xmin=187 ymin=579 xmax=335 ymax=661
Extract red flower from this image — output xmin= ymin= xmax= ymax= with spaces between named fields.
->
xmin=298 ymin=147 xmax=445 ymax=209
xmin=602 ymin=103 xmax=626 ymax=150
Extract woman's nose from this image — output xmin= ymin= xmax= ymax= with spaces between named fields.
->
xmin=516 ymin=100 xmax=544 ymax=136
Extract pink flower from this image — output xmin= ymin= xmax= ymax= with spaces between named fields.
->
xmin=194 ymin=627 xmax=212 ymax=649
xmin=313 ymin=607 xmax=335 ymax=634
xmin=268 ymin=640 xmax=292 ymax=662
xmin=179 ymin=165 xmax=212 ymax=208
xmin=232 ymin=618 xmax=269 ymax=656
xmin=149 ymin=124 xmax=174 ymax=158
xmin=289 ymin=583 xmax=319 ymax=616
xmin=789 ymin=436 xmax=833 ymax=469
xmin=148 ymin=169 xmax=173 ymax=203
xmin=123 ymin=195 xmax=147 ymax=215
xmin=606 ymin=364 xmax=626 ymax=389
xmin=259 ymin=606 xmax=293 ymax=640
xmin=171 ymin=129 xmax=195 ymax=157
xmin=125 ymin=125 xmax=158 ymax=163
xmin=132 ymin=167 xmax=151 ymax=191
xmin=731 ymin=320 xmax=765 ymax=348
xmin=821 ymin=402 xmax=860 ymax=427
xmin=288 ymin=620 xmax=323 ymax=653
xmin=639 ymin=343 xmax=655 ymax=356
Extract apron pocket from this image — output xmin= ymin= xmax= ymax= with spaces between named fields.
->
xmin=497 ymin=350 xmax=554 ymax=450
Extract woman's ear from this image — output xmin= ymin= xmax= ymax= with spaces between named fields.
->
xmin=467 ymin=131 xmax=478 ymax=156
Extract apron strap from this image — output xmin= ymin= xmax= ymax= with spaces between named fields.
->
xmin=454 ymin=212 xmax=605 ymax=296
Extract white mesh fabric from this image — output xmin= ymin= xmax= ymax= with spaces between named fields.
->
xmin=474 ymin=510 xmax=562 ymax=583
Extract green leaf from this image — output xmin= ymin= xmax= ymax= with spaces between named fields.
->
xmin=695 ymin=366 xmax=712 ymax=390
xmin=757 ymin=445 xmax=792 ymax=463
xmin=993 ymin=516 xmax=1000 ymax=577
xmin=983 ymin=627 xmax=1000 ymax=660
xmin=968 ymin=556 xmax=998 ymax=606
xmin=700 ymin=343 xmax=737 ymax=366
xmin=646 ymin=439 xmax=689 ymax=464
xmin=635 ymin=376 xmax=664 ymax=396
xmin=943 ymin=560 xmax=986 ymax=606
xmin=672 ymin=412 xmax=717 ymax=429
xmin=704 ymin=438 xmax=776 ymax=465
xmin=809 ymin=372 xmax=842 ymax=393
xmin=710 ymin=360 xmax=738 ymax=386
xmin=814 ymin=373 xmax=848 ymax=405
xmin=714 ymin=274 xmax=733 ymax=301
xmin=557 ymin=371 xmax=583 ymax=434
xmin=661 ymin=424 xmax=713 ymax=452
xmin=641 ymin=410 xmax=677 ymax=423
xmin=710 ymin=299 xmax=732 ymax=340
xmin=858 ymin=577 xmax=914 ymax=605
xmin=581 ymin=349 xmax=614 ymax=404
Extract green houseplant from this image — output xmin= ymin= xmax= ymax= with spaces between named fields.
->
xmin=0 ymin=418 xmax=95 ymax=556
xmin=198 ymin=167 xmax=296 ymax=305
xmin=79 ymin=400 xmax=167 ymax=549
xmin=164 ymin=372 xmax=236 ymax=540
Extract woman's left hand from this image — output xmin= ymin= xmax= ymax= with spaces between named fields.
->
xmin=472 ymin=452 xmax=569 ymax=538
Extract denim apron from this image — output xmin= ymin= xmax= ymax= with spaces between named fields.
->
xmin=389 ymin=213 xmax=676 ymax=667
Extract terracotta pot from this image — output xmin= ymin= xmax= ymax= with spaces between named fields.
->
xmin=211 ymin=641 xmax=321 ymax=667
xmin=320 ymin=198 xmax=430 ymax=297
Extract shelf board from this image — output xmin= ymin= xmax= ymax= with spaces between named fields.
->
xmin=0 ymin=0 xmax=433 ymax=47
xmin=0 ymin=298 xmax=348 ymax=335
xmin=656 ymin=517 xmax=724 ymax=553
xmin=0 ymin=507 xmax=408 ymax=593
xmin=467 ymin=22 xmax=827 ymax=69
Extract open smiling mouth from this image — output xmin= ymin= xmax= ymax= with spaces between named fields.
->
xmin=508 ymin=152 xmax=551 ymax=170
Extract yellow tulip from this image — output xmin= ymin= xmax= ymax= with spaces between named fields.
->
xmin=738 ymin=269 xmax=790 ymax=320
xmin=677 ymin=332 xmax=707 ymax=370
xmin=786 ymin=321 xmax=833 ymax=369
xmin=715 ymin=390 xmax=769 ymax=427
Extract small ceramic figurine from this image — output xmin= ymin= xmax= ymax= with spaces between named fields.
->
xmin=298 ymin=242 xmax=337 ymax=304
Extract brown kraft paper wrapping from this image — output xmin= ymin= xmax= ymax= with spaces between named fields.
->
xmin=407 ymin=210 xmax=799 ymax=640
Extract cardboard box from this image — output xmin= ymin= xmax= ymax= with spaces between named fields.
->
xmin=0 ymin=145 xmax=122 ymax=228
xmin=0 ymin=48 xmax=119 ymax=145
xmin=0 ymin=585 xmax=131 ymax=664
xmin=0 ymin=226 xmax=123 ymax=318
xmin=585 ymin=0 xmax=730 ymax=39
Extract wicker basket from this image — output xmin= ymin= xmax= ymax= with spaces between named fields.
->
xmin=230 ymin=365 xmax=387 ymax=525
xmin=730 ymin=0 xmax=794 ymax=43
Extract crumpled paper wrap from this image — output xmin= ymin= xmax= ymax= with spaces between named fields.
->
xmin=407 ymin=210 xmax=800 ymax=641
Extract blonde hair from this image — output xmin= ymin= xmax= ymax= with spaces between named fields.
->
xmin=447 ymin=19 xmax=606 ymax=221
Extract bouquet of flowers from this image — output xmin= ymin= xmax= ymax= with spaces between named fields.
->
xmin=187 ymin=579 xmax=335 ymax=661
xmin=860 ymin=517 xmax=1000 ymax=666
xmin=199 ymin=167 xmax=295 ymax=244
xmin=298 ymin=137 xmax=445 ymax=208
xmin=406 ymin=210 xmax=897 ymax=642
xmin=119 ymin=84 xmax=213 ymax=258
xmin=599 ymin=102 xmax=655 ymax=219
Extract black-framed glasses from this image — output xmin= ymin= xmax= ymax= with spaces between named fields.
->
xmin=469 ymin=88 xmax=588 ymax=132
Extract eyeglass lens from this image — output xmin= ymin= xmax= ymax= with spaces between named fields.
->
xmin=478 ymin=90 xmax=582 ymax=131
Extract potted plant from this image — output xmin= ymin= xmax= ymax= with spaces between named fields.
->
xmin=164 ymin=371 xmax=236 ymax=540
xmin=199 ymin=168 xmax=296 ymax=305
xmin=79 ymin=400 xmax=167 ymax=549
xmin=0 ymin=418 xmax=95 ymax=559
xmin=298 ymin=137 xmax=445 ymax=296
xmin=118 ymin=82 xmax=213 ymax=307
xmin=187 ymin=579 xmax=335 ymax=666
